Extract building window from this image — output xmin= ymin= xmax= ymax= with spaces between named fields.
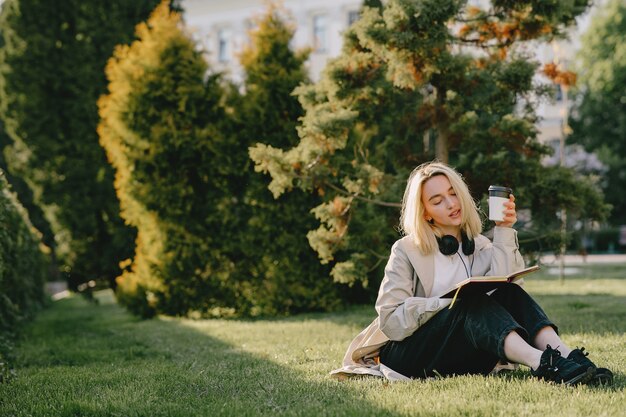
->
xmin=348 ymin=10 xmax=360 ymax=26
xmin=554 ymin=84 xmax=563 ymax=102
xmin=217 ymin=28 xmax=231 ymax=63
xmin=313 ymin=15 xmax=328 ymax=53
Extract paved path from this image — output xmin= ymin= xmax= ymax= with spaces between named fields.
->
xmin=45 ymin=281 xmax=69 ymax=300
xmin=538 ymin=254 xmax=626 ymax=265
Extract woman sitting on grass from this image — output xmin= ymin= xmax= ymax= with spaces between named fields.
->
xmin=331 ymin=161 xmax=612 ymax=385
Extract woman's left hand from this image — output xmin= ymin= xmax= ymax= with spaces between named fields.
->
xmin=495 ymin=194 xmax=517 ymax=228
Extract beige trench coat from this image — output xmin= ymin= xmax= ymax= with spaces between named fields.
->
xmin=330 ymin=227 xmax=525 ymax=381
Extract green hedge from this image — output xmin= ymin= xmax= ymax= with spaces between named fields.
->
xmin=0 ymin=170 xmax=48 ymax=381
xmin=99 ymin=3 xmax=343 ymax=318
xmin=98 ymin=3 xmax=241 ymax=318
xmin=0 ymin=0 xmax=164 ymax=285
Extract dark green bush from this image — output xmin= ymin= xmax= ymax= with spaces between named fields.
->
xmin=0 ymin=0 xmax=164 ymax=286
xmin=233 ymin=5 xmax=341 ymax=315
xmin=98 ymin=2 xmax=241 ymax=316
xmin=0 ymin=170 xmax=48 ymax=381
xmin=579 ymin=227 xmax=623 ymax=253
xmin=99 ymin=3 xmax=344 ymax=318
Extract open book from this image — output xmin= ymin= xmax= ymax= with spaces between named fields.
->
xmin=441 ymin=265 xmax=540 ymax=308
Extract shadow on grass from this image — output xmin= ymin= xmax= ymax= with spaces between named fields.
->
xmin=1 ymin=292 xmax=400 ymax=417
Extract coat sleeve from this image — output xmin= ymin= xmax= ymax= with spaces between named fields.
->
xmin=375 ymin=240 xmax=450 ymax=341
xmin=487 ymin=227 xmax=525 ymax=277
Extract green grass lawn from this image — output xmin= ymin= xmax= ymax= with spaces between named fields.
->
xmin=1 ymin=264 xmax=624 ymax=416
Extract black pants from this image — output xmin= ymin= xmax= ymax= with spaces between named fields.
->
xmin=379 ymin=283 xmax=557 ymax=379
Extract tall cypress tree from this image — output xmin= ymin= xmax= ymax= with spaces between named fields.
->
xmin=0 ymin=122 xmax=54 ymax=259
xmin=0 ymin=0 xmax=163 ymax=286
xmin=99 ymin=1 xmax=238 ymax=317
xmin=233 ymin=5 xmax=340 ymax=315
xmin=0 ymin=168 xmax=48 ymax=381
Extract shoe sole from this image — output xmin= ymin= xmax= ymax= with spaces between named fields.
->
xmin=564 ymin=366 xmax=596 ymax=386
xmin=590 ymin=372 xmax=614 ymax=386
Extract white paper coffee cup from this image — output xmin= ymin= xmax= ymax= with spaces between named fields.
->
xmin=488 ymin=186 xmax=512 ymax=222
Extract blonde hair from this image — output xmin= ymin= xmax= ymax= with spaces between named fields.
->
xmin=400 ymin=161 xmax=483 ymax=254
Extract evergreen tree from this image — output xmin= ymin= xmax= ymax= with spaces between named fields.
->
xmin=0 ymin=169 xmax=48 ymax=381
xmin=361 ymin=0 xmax=383 ymax=12
xmin=98 ymin=1 xmax=238 ymax=317
xmin=250 ymin=0 xmax=607 ymax=294
xmin=0 ymin=24 xmax=53 ymax=258
xmin=0 ymin=0 xmax=163 ymax=286
xmin=570 ymin=0 xmax=626 ymax=224
xmin=0 ymin=121 xmax=54 ymax=262
xmin=234 ymin=5 xmax=340 ymax=315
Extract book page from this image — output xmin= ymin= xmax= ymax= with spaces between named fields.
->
xmin=440 ymin=265 xmax=540 ymax=300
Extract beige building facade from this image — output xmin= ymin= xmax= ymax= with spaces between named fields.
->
xmin=182 ymin=0 xmax=362 ymax=84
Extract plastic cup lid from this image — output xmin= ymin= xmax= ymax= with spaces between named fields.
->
xmin=488 ymin=185 xmax=512 ymax=194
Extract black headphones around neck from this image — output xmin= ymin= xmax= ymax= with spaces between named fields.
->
xmin=436 ymin=231 xmax=475 ymax=256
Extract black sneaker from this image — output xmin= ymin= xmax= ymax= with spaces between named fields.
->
xmin=531 ymin=345 xmax=596 ymax=386
xmin=568 ymin=347 xmax=614 ymax=385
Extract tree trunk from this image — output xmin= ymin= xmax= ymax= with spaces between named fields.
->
xmin=434 ymin=86 xmax=449 ymax=163
xmin=435 ymin=129 xmax=449 ymax=163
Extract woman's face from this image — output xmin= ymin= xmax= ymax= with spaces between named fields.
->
xmin=421 ymin=174 xmax=462 ymax=236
